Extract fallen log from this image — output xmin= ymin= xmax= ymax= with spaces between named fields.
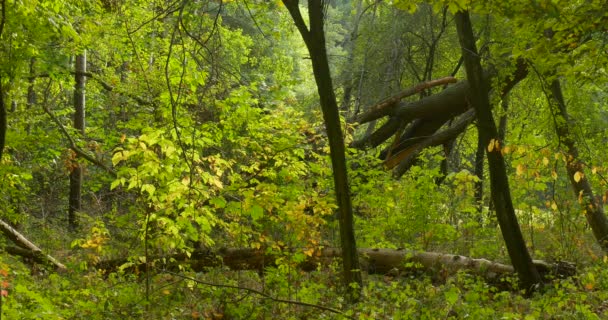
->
xmin=350 ymin=59 xmax=529 ymax=174
xmin=0 ymin=218 xmax=67 ymax=270
xmin=95 ymin=247 xmax=575 ymax=284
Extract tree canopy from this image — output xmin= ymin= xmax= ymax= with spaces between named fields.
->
xmin=0 ymin=0 xmax=607 ymax=318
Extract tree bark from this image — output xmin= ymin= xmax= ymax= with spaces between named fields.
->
xmin=0 ymin=81 xmax=5 ymax=162
xmin=455 ymin=11 xmax=541 ymax=292
xmin=95 ymin=247 xmax=575 ymax=287
xmin=474 ymin=130 xmax=485 ymax=212
xmin=0 ymin=219 xmax=66 ymax=270
xmin=0 ymin=0 xmax=4 ymax=161
xmin=26 ymin=58 xmax=36 ymax=134
xmin=69 ymin=52 xmax=86 ymax=229
xmin=282 ymin=0 xmax=362 ymax=301
xmin=549 ymin=79 xmax=608 ymax=252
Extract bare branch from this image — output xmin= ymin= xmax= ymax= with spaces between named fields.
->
xmin=350 ymin=76 xmax=457 ymax=125
xmin=161 ymin=270 xmax=354 ymax=319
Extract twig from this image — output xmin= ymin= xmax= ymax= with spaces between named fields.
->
xmin=160 ymin=269 xmax=354 ymax=319
xmin=41 ymin=82 xmax=116 ymax=177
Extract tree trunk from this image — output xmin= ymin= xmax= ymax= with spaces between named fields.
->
xmin=0 ymin=219 xmax=66 ymax=270
xmin=455 ymin=11 xmax=541 ymax=292
xmin=69 ymin=52 xmax=86 ymax=229
xmin=26 ymin=58 xmax=36 ymax=134
xmin=95 ymin=247 xmax=575 ymax=287
xmin=549 ymin=79 xmax=608 ymax=251
xmin=282 ymin=0 xmax=362 ymax=301
xmin=0 ymin=0 xmax=5 ymax=160
xmin=474 ymin=131 xmax=485 ymax=213
xmin=0 ymin=81 xmax=5 ymax=161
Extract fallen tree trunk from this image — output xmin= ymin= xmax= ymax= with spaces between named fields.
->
xmin=350 ymin=60 xmax=529 ymax=177
xmin=0 ymin=218 xmax=66 ymax=270
xmin=96 ymin=247 xmax=574 ymax=285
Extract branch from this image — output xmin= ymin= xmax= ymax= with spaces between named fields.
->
xmin=282 ymin=1 xmax=311 ymax=45
xmin=350 ymin=117 xmax=402 ymax=149
xmin=392 ymin=109 xmax=475 ymax=177
xmin=31 ymin=72 xmax=154 ymax=106
xmin=350 ymin=76 xmax=457 ymax=125
xmin=42 ymin=104 xmax=117 ymax=177
xmin=161 ymin=270 xmax=354 ymax=319
xmin=0 ymin=219 xmax=66 ymax=270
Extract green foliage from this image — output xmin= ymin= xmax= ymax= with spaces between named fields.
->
xmin=1 ymin=0 xmax=608 ymax=317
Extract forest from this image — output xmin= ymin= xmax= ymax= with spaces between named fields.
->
xmin=0 ymin=0 xmax=607 ymax=318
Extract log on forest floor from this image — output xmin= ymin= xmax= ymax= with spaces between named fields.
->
xmin=96 ymin=247 xmax=575 ymax=285
xmin=0 ymin=218 xmax=67 ymax=271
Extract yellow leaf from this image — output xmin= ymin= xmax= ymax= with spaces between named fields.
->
xmin=592 ymin=167 xmax=598 ymax=174
xmin=574 ymin=171 xmax=583 ymax=183
xmin=210 ymin=176 xmax=223 ymax=189
xmin=578 ymin=190 xmax=584 ymax=204
xmin=551 ymin=170 xmax=558 ymax=180
xmin=551 ymin=202 xmax=558 ymax=210
xmin=162 ymin=289 xmax=171 ymax=295
xmin=516 ymin=164 xmax=525 ymax=176
xmin=487 ymin=139 xmax=496 ymax=152
xmin=181 ymin=176 xmax=190 ymax=186
xmin=303 ymin=248 xmax=315 ymax=257
xmin=585 ymin=283 xmax=594 ymax=291
xmin=542 ymin=157 xmax=549 ymax=166
xmin=502 ymin=145 xmax=511 ymax=155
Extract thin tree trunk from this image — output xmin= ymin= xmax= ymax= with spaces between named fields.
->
xmin=26 ymin=58 xmax=36 ymax=134
xmin=455 ymin=11 xmax=541 ymax=292
xmin=498 ymin=96 xmax=509 ymax=142
xmin=0 ymin=81 xmax=5 ymax=161
xmin=0 ymin=0 xmax=4 ymax=161
xmin=488 ymin=97 xmax=510 ymax=216
xmin=549 ymin=79 xmax=608 ymax=251
xmin=69 ymin=52 xmax=86 ymax=229
xmin=282 ymin=0 xmax=362 ymax=301
xmin=474 ymin=132 xmax=484 ymax=212
xmin=339 ymin=0 xmax=363 ymax=113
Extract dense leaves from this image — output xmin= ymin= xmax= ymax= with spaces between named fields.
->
xmin=0 ymin=0 xmax=607 ymax=318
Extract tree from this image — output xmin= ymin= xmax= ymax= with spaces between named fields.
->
xmin=69 ymin=52 xmax=86 ymax=229
xmin=454 ymin=10 xmax=541 ymax=292
xmin=0 ymin=0 xmax=6 ymax=162
xmin=282 ymin=0 xmax=362 ymax=301
xmin=548 ymin=78 xmax=608 ymax=252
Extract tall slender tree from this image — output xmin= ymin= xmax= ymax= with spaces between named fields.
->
xmin=0 ymin=0 xmax=6 ymax=162
xmin=69 ymin=52 xmax=86 ymax=229
xmin=455 ymin=10 xmax=541 ymax=292
xmin=548 ymin=79 xmax=608 ymax=252
xmin=282 ymin=0 xmax=362 ymax=301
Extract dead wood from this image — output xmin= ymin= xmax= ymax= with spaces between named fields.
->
xmin=95 ymin=247 xmax=574 ymax=285
xmin=0 ymin=218 xmax=66 ymax=270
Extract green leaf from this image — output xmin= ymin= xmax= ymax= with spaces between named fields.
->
xmin=141 ymin=184 xmax=156 ymax=197
xmin=110 ymin=179 xmax=121 ymax=190
xmin=250 ymin=205 xmax=264 ymax=221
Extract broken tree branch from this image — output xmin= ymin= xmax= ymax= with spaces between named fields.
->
xmin=351 ymin=76 xmax=457 ymax=125
xmin=0 ymin=219 xmax=66 ymax=270
xmin=391 ymin=109 xmax=476 ymax=177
